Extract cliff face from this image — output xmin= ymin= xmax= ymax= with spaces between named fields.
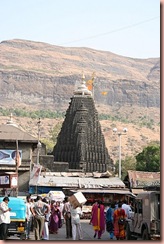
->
xmin=0 ymin=39 xmax=160 ymax=114
xmin=0 ymin=39 xmax=160 ymax=165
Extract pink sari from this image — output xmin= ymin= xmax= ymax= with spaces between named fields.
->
xmin=91 ymin=203 xmax=105 ymax=237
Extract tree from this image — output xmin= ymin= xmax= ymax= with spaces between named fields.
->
xmin=115 ymin=156 xmax=136 ymax=180
xmin=41 ymin=122 xmax=62 ymax=154
xmin=135 ymin=143 xmax=160 ymax=172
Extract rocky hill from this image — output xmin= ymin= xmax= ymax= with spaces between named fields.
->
xmin=0 ymin=39 xmax=160 ymax=111
xmin=0 ymin=39 xmax=160 ymax=161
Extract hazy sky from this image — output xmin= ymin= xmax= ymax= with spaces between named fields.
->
xmin=0 ymin=0 xmax=160 ymax=58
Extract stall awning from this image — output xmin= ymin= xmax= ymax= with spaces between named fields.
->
xmin=70 ymin=189 xmax=136 ymax=197
xmin=131 ymin=189 xmax=145 ymax=194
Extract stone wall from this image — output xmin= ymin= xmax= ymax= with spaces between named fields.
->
xmin=39 ymin=155 xmax=69 ymax=172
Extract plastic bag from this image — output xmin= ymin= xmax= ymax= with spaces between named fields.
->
xmin=118 ymin=217 xmax=125 ymax=225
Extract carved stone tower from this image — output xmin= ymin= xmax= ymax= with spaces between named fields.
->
xmin=53 ymin=76 xmax=113 ymax=173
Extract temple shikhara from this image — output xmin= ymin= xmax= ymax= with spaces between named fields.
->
xmin=53 ymin=75 xmax=113 ymax=173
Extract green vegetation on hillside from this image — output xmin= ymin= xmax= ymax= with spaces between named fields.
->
xmin=0 ymin=107 xmax=64 ymax=119
xmin=98 ymin=113 xmax=157 ymax=129
xmin=0 ymin=108 xmax=159 ymax=129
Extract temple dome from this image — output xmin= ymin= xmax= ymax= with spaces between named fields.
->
xmin=74 ymin=80 xmax=92 ymax=96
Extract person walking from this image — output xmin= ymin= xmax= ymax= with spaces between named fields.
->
xmin=49 ymin=203 xmax=62 ymax=234
xmin=90 ymin=200 xmax=105 ymax=239
xmin=113 ymin=201 xmax=126 ymax=240
xmin=121 ymin=199 xmax=132 ymax=219
xmin=106 ymin=202 xmax=114 ymax=239
xmin=42 ymin=198 xmax=51 ymax=240
xmin=30 ymin=198 xmax=35 ymax=232
xmin=70 ymin=204 xmax=83 ymax=240
xmin=0 ymin=197 xmax=11 ymax=240
xmin=58 ymin=201 xmax=65 ymax=225
xmin=30 ymin=195 xmax=50 ymax=240
xmin=62 ymin=197 xmax=72 ymax=239
xmin=25 ymin=195 xmax=33 ymax=240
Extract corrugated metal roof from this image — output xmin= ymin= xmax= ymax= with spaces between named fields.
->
xmin=0 ymin=124 xmax=38 ymax=142
xmin=40 ymin=171 xmax=112 ymax=178
xmin=128 ymin=170 xmax=160 ymax=187
xmin=29 ymin=175 xmax=125 ymax=188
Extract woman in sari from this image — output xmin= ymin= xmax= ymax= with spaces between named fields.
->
xmin=49 ymin=204 xmax=62 ymax=234
xmin=90 ymin=200 xmax=105 ymax=239
xmin=113 ymin=202 xmax=126 ymax=240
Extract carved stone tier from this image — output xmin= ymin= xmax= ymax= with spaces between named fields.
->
xmin=53 ymin=95 xmax=113 ymax=173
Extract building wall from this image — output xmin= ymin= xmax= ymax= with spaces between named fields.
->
xmin=39 ymin=155 xmax=69 ymax=172
xmin=18 ymin=171 xmax=30 ymax=192
xmin=0 ymin=142 xmax=37 ymax=195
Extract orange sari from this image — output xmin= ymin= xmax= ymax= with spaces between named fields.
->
xmin=113 ymin=208 xmax=126 ymax=239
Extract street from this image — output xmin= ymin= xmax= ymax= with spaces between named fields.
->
xmin=6 ymin=219 xmax=117 ymax=241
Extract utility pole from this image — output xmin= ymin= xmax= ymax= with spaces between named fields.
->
xmin=37 ymin=118 xmax=41 ymax=165
xmin=15 ymin=139 xmax=19 ymax=197
xmin=36 ymin=118 xmax=42 ymax=194
xmin=113 ymin=128 xmax=128 ymax=179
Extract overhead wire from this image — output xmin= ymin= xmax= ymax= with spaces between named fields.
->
xmin=59 ymin=16 xmax=159 ymax=45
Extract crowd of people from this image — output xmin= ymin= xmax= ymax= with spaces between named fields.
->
xmin=28 ymin=195 xmax=64 ymax=240
xmin=0 ymin=194 xmax=133 ymax=241
xmin=89 ymin=199 xmax=133 ymax=240
xmin=26 ymin=195 xmax=83 ymax=241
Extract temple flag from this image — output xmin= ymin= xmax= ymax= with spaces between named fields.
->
xmin=86 ymin=79 xmax=94 ymax=91
xmin=101 ymin=91 xmax=108 ymax=95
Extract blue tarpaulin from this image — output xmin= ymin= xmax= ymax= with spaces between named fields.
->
xmin=29 ymin=185 xmax=62 ymax=194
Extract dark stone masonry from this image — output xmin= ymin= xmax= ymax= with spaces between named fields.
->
xmin=53 ymin=79 xmax=113 ymax=173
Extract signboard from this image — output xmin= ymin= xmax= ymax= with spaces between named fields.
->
xmin=0 ymin=175 xmax=10 ymax=185
xmin=30 ymin=164 xmax=42 ymax=185
xmin=0 ymin=173 xmax=18 ymax=188
xmin=0 ymin=149 xmax=22 ymax=165
xmin=10 ymin=176 xmax=18 ymax=187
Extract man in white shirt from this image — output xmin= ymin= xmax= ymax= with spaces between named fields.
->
xmin=70 ymin=205 xmax=83 ymax=240
xmin=0 ymin=197 xmax=11 ymax=240
xmin=121 ymin=199 xmax=132 ymax=219
xmin=25 ymin=195 xmax=33 ymax=240
xmin=42 ymin=198 xmax=50 ymax=240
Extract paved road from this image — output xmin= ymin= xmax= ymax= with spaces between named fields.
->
xmin=38 ymin=219 xmax=116 ymax=241
xmin=7 ymin=219 xmax=117 ymax=241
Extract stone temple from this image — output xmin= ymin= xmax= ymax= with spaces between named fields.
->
xmin=53 ymin=77 xmax=113 ymax=173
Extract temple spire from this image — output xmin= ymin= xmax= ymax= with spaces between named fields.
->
xmin=53 ymin=74 xmax=114 ymax=173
